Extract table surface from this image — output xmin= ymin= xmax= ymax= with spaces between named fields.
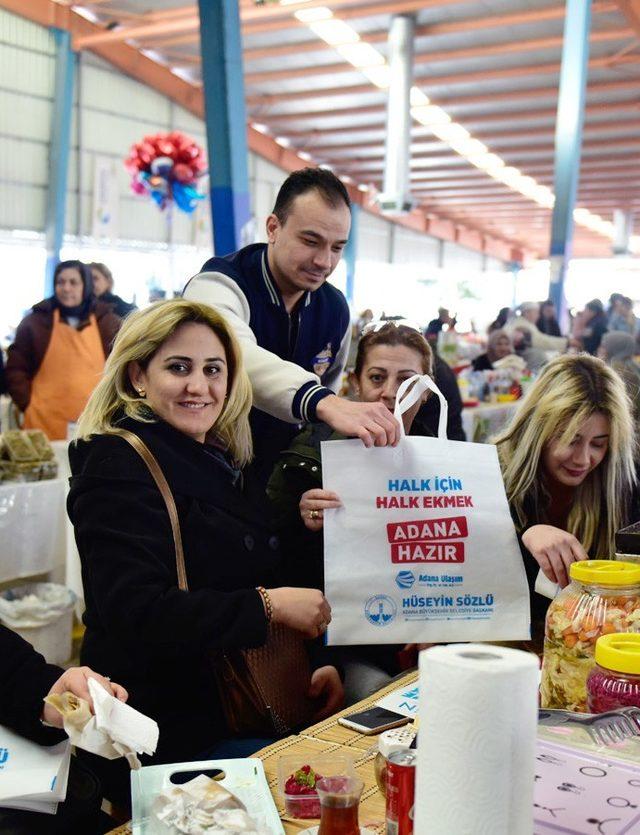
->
xmin=107 ymin=671 xmax=418 ymax=834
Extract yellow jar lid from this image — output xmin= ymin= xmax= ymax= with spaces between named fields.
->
xmin=595 ymin=633 xmax=640 ymax=675
xmin=570 ymin=560 xmax=640 ymax=586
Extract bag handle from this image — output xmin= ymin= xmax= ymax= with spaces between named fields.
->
xmin=115 ymin=429 xmax=189 ymax=592
xmin=393 ymin=373 xmax=449 ymax=440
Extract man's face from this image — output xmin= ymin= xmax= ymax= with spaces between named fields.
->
xmin=266 ymin=190 xmax=351 ymax=297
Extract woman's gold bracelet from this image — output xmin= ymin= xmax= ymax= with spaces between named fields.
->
xmin=256 ymin=586 xmax=273 ymax=622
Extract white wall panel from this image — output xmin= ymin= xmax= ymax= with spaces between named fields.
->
xmin=393 ymin=226 xmax=441 ymax=265
xmin=0 ymin=44 xmax=53 ymax=98
xmin=442 ymin=241 xmax=484 ymax=272
xmin=0 ymin=137 xmax=47 ymax=185
xmin=0 ymin=90 xmax=51 ymax=141
xmin=0 ymin=184 xmax=45 ymax=230
xmin=358 ymin=211 xmax=391 ymax=262
xmin=80 ymin=60 xmax=171 ymax=125
xmin=0 ymin=9 xmax=55 ymax=54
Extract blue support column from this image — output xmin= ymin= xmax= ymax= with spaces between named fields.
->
xmin=44 ymin=29 xmax=75 ymax=296
xmin=198 ymin=0 xmax=250 ymax=255
xmin=344 ymin=203 xmax=359 ymax=307
xmin=548 ymin=0 xmax=592 ymax=318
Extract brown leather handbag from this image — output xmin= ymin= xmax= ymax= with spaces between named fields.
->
xmin=117 ymin=429 xmax=315 ymax=737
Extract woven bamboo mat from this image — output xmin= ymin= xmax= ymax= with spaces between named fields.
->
xmin=107 ymin=671 xmax=418 ymax=834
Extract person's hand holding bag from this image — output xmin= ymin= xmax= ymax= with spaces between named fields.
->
xmin=299 ymin=488 xmax=342 ymax=531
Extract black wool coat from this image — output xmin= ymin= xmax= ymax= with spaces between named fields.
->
xmin=67 ymin=416 xmax=281 ymax=763
xmin=0 ymin=624 xmax=65 ymax=745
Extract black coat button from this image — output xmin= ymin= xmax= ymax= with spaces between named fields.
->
xmin=268 ymin=536 xmax=279 ymax=550
xmin=244 ymin=534 xmax=255 ymax=551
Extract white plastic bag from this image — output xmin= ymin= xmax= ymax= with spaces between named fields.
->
xmin=322 ymin=374 xmax=530 ymax=644
xmin=0 ymin=725 xmax=71 ymax=815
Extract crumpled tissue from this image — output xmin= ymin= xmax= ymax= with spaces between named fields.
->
xmin=152 ymin=774 xmax=268 ymax=834
xmin=44 ymin=676 xmax=159 ymax=769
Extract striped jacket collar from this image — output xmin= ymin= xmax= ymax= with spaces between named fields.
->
xmin=260 ymin=250 xmax=311 ymax=308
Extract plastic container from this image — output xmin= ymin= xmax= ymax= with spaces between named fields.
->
xmin=374 ymin=726 xmax=417 ymax=796
xmin=278 ymin=752 xmax=355 ymax=820
xmin=0 ymin=583 xmax=76 ymax=665
xmin=540 ymin=560 xmax=640 ymax=713
xmin=587 ymin=633 xmax=640 ymax=713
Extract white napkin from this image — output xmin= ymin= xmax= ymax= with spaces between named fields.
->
xmin=45 ymin=677 xmax=159 ymax=769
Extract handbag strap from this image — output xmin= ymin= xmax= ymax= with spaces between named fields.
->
xmin=115 ymin=429 xmax=189 ymax=592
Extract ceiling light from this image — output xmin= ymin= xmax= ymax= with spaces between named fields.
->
xmin=251 ymin=122 xmax=269 ymax=134
xmin=360 ymin=65 xmax=391 ymax=88
xmin=358 ymin=183 xmax=368 ymax=192
xmin=469 ymin=152 xmax=505 ymax=172
xmin=275 ymin=136 xmax=291 ymax=147
xmin=450 ymin=138 xmax=487 ymax=157
xmin=298 ymin=150 xmax=313 ymax=161
xmin=295 ymin=6 xmax=332 ymax=22
xmin=410 ymin=87 xmax=429 ymax=107
xmin=410 ymin=104 xmax=450 ymax=126
xmin=431 ymin=122 xmax=469 ymax=144
xmin=309 ymin=19 xmax=359 ymax=44
xmin=336 ymin=41 xmax=385 ymax=67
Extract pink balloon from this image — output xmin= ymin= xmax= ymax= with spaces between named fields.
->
xmin=173 ymin=163 xmax=195 ymax=183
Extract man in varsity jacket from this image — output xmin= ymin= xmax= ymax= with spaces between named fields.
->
xmin=184 ymin=168 xmax=399 ymax=481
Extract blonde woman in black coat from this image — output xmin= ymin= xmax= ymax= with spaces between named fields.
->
xmin=68 ymin=299 xmax=341 ymax=805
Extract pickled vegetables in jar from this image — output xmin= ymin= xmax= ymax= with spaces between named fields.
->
xmin=540 ymin=560 xmax=640 ymax=712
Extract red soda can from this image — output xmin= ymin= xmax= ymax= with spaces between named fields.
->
xmin=385 ymin=749 xmax=416 ymax=834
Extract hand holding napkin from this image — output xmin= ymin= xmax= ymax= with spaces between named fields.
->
xmin=44 ymin=676 xmax=158 ymax=769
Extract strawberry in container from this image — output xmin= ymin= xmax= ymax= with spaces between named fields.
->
xmin=284 ymin=765 xmax=323 ymax=819
xmin=278 ymin=753 xmax=355 ymax=820
xmin=540 ymin=560 xmax=640 ymax=712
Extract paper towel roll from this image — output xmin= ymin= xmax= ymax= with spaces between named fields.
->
xmin=414 ymin=643 xmax=538 ymax=835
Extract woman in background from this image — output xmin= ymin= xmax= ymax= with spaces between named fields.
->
xmin=472 ymin=329 xmax=514 ymax=371
xmin=599 ymin=331 xmax=640 ymax=422
xmin=89 ymin=262 xmax=136 ymax=320
xmin=494 ymin=354 xmax=636 ymax=635
xmin=5 ymin=260 xmax=120 ymax=439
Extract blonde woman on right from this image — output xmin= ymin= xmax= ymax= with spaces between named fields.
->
xmin=494 ymin=354 xmax=637 ymax=635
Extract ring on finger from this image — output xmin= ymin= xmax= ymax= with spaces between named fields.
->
xmin=309 ymin=509 xmax=320 ymax=520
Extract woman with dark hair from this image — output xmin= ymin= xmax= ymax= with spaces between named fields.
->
xmin=579 ymin=299 xmax=608 ymax=355
xmin=537 ymin=300 xmax=562 ymax=337
xmin=90 ymin=262 xmax=136 ymax=320
xmin=268 ymin=322 xmax=434 ymax=699
xmin=488 ymin=306 xmax=512 ymax=333
xmin=5 ymin=260 xmax=121 ymax=439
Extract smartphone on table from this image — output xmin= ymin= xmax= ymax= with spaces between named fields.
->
xmin=337 ymin=706 xmax=413 ymax=735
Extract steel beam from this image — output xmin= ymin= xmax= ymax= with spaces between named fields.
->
xmin=549 ymin=0 xmax=592 ymax=315
xmin=344 ymin=203 xmax=359 ymax=307
xmin=44 ymin=28 xmax=75 ymax=296
xmin=198 ymin=0 xmax=250 ymax=255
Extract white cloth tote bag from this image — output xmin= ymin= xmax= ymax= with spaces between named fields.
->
xmin=322 ymin=374 xmax=530 ymax=645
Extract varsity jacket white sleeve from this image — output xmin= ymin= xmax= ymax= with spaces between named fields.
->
xmin=184 ymin=271 xmax=335 ymax=424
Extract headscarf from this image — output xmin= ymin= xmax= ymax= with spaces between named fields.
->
xmin=487 ymin=328 xmax=513 ymax=362
xmin=52 ymin=260 xmax=94 ymax=321
xmin=601 ymin=331 xmax=635 ymax=363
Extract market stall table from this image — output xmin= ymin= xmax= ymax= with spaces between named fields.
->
xmin=462 ymin=400 xmax=518 ymax=443
xmin=106 ymin=672 xmax=418 ymax=835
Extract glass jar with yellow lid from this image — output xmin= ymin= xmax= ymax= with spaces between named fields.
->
xmin=540 ymin=560 xmax=640 ymax=712
xmin=587 ymin=633 xmax=640 ymax=713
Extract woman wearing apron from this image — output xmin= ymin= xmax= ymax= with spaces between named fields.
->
xmin=6 ymin=260 xmax=121 ymax=440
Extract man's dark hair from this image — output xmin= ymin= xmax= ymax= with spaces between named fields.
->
xmin=272 ymin=167 xmax=351 ymax=224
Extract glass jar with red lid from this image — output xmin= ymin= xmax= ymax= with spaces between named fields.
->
xmin=587 ymin=632 xmax=640 ymax=713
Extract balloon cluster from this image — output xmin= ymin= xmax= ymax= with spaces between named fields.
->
xmin=125 ymin=131 xmax=206 ymax=214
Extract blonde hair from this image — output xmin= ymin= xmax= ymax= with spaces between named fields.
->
xmin=494 ymin=353 xmax=636 ymax=557
xmin=76 ymin=299 xmax=253 ymax=466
